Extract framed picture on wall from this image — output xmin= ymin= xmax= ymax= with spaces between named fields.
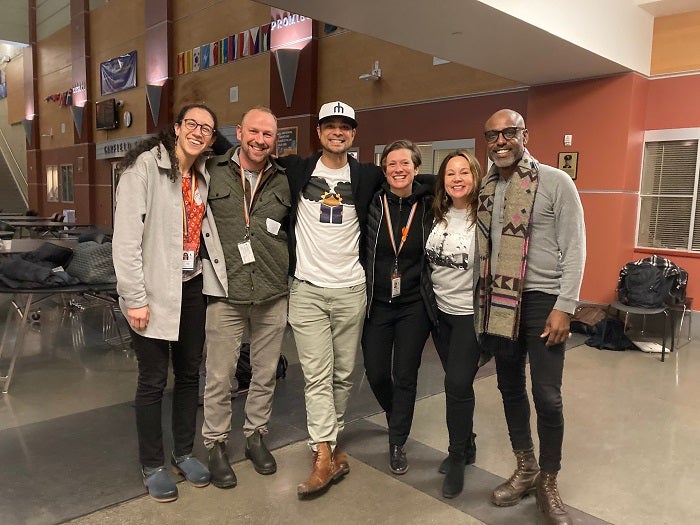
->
xmin=558 ymin=152 xmax=578 ymax=180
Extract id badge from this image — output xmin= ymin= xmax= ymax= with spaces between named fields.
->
xmin=391 ymin=273 xmax=401 ymax=298
xmin=238 ymin=240 xmax=256 ymax=264
xmin=182 ymin=250 xmax=195 ymax=270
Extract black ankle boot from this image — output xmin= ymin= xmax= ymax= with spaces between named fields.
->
xmin=442 ymin=453 xmax=466 ymax=498
xmin=245 ymin=430 xmax=277 ymax=475
xmin=208 ymin=441 xmax=237 ymax=489
xmin=439 ymin=433 xmax=476 ymax=474
xmin=389 ymin=444 xmax=408 ymax=474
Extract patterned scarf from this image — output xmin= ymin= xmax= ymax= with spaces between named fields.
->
xmin=476 ymin=152 xmax=539 ymax=340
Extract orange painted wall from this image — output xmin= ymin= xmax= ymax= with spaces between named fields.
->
xmin=651 ymin=10 xmax=700 ymax=75
xmin=526 ymin=74 xmax=649 ymax=304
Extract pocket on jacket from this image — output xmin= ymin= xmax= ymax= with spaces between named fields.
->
xmin=207 ymin=187 xmax=233 ymax=218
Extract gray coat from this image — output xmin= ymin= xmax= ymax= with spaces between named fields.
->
xmin=112 ymin=144 xmax=209 ymax=341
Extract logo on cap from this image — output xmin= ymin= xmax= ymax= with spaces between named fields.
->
xmin=318 ymin=101 xmax=357 ymax=128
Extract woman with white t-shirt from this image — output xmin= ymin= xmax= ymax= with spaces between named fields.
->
xmin=425 ymin=149 xmax=484 ymax=499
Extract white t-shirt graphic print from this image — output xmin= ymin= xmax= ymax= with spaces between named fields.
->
xmin=294 ymin=159 xmax=365 ymax=288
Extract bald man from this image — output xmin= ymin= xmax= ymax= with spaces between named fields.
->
xmin=476 ymin=109 xmax=585 ymax=525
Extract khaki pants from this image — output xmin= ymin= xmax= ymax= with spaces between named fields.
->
xmin=288 ymin=279 xmax=366 ymax=448
xmin=202 ymin=296 xmax=287 ymax=447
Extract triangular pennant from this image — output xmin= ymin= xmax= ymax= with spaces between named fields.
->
xmin=71 ymin=105 xmax=84 ymax=138
xmin=146 ymin=84 xmax=163 ymax=127
xmin=274 ymin=48 xmax=300 ymax=108
xmin=22 ymin=118 xmax=33 ymax=144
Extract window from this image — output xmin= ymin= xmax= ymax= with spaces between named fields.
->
xmin=46 ymin=165 xmax=59 ymax=202
xmin=59 ymin=164 xmax=74 ymax=203
xmin=374 ymin=139 xmax=475 ymax=174
xmin=638 ymin=129 xmax=700 ymax=252
xmin=47 ymin=164 xmax=75 ymax=203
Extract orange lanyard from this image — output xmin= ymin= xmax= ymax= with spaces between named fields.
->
xmin=382 ymin=195 xmax=418 ymax=260
xmin=241 ymin=168 xmax=263 ymax=238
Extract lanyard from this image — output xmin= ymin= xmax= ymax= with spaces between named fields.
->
xmin=382 ymin=195 xmax=418 ymax=260
xmin=182 ymin=172 xmax=197 ymax=237
xmin=241 ymin=167 xmax=263 ymax=238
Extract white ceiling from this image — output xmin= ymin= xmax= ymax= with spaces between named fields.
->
xmin=1 ymin=1 xmax=699 ymax=84
xmin=262 ymin=0 xmax=700 ymax=85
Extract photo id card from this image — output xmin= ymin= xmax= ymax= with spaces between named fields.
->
xmin=391 ymin=274 xmax=401 ymax=298
xmin=238 ymin=240 xmax=256 ymax=264
xmin=182 ymin=250 xmax=195 ymax=270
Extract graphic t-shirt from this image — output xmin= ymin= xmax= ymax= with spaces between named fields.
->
xmin=426 ymin=207 xmax=475 ymax=315
xmin=294 ymin=159 xmax=365 ymax=287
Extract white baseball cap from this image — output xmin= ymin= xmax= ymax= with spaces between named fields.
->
xmin=318 ymin=101 xmax=357 ymax=128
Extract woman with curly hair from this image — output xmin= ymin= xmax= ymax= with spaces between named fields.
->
xmin=113 ymin=104 xmax=217 ymax=502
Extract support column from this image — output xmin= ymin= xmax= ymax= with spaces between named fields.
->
xmin=24 ymin=0 xmax=41 ymax=212
xmin=268 ymin=10 xmax=318 ymax=157
xmin=145 ymin=0 xmax=173 ymax=133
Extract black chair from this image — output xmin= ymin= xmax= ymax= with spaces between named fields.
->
xmin=0 ymin=223 xmax=15 ymax=241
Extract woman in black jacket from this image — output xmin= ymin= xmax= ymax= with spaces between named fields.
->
xmin=362 ymin=139 xmax=436 ymax=476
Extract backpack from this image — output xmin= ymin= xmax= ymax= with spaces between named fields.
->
xmin=235 ymin=342 xmax=288 ymax=389
xmin=617 ymin=256 xmax=687 ymax=308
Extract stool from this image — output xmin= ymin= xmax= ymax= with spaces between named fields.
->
xmin=607 ymin=300 xmax=674 ymax=362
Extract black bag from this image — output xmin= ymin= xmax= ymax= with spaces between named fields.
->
xmin=235 ymin=343 xmax=288 ymax=389
xmin=617 ymin=256 xmax=686 ymax=308
xmin=585 ymin=318 xmax=635 ymax=351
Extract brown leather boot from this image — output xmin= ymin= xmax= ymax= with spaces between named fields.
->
xmin=333 ymin=448 xmax=350 ymax=479
xmin=297 ymin=442 xmax=335 ymax=498
xmin=491 ymin=448 xmax=539 ymax=506
xmin=536 ymin=471 xmax=572 ymax=525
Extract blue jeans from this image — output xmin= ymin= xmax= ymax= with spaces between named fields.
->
xmin=495 ymin=291 xmax=565 ymax=473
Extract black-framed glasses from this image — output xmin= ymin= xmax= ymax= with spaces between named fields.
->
xmin=182 ymin=118 xmax=215 ymax=137
xmin=484 ymin=127 xmax=525 ymax=143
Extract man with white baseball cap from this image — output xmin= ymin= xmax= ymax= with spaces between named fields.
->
xmin=278 ymin=100 xmax=383 ymax=498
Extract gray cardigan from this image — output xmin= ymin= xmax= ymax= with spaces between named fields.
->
xmin=112 ymin=144 xmax=209 ymax=341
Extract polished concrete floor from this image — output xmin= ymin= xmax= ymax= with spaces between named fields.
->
xmin=1 ymin=296 xmax=698 ymax=525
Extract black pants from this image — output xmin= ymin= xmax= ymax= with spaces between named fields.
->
xmin=362 ymin=299 xmax=431 ymax=446
xmin=434 ymin=311 xmax=480 ymax=454
xmin=131 ymin=275 xmax=206 ymax=468
xmin=495 ymin=291 xmax=565 ymax=473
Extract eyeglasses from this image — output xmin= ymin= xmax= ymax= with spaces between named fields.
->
xmin=181 ymin=118 xmax=215 ymax=137
xmin=484 ymin=127 xmax=525 ymax=143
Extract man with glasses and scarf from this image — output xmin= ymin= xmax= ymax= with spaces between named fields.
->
xmin=476 ymin=109 xmax=585 ymax=525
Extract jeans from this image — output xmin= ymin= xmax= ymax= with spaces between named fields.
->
xmin=434 ymin=311 xmax=480 ymax=454
xmin=362 ymin=299 xmax=431 ymax=446
xmin=495 ymin=291 xmax=565 ymax=473
xmin=131 ymin=274 xmax=206 ymax=468
xmin=288 ymin=279 xmax=366 ymax=447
